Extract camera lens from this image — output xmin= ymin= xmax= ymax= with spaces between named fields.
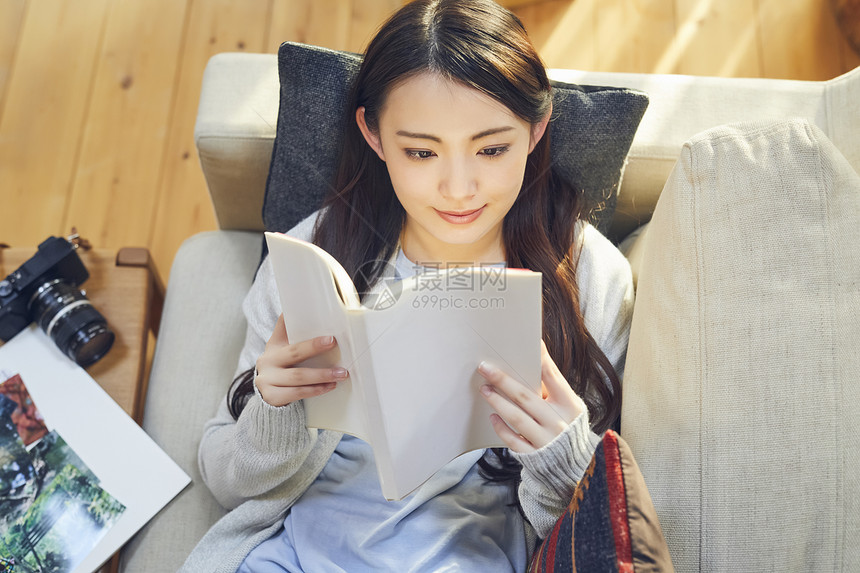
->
xmin=29 ymin=280 xmax=115 ymax=367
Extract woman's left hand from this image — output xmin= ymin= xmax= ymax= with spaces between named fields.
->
xmin=478 ymin=340 xmax=586 ymax=454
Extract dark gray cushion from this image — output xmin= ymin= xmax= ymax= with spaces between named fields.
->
xmin=264 ymin=41 xmax=648 ymax=236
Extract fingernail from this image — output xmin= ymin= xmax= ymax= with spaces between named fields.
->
xmin=319 ymin=336 xmax=334 ymax=346
xmin=480 ymin=384 xmax=493 ymax=396
xmin=332 ymin=367 xmax=349 ymax=379
xmin=478 ymin=361 xmax=497 ymax=376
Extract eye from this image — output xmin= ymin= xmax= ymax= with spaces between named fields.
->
xmin=405 ymin=149 xmax=436 ymax=160
xmin=479 ymin=145 xmax=509 ymax=158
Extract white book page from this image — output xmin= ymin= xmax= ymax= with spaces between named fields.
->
xmin=265 ymin=232 xmax=371 ymax=443
xmin=359 ymin=270 xmax=542 ymax=500
xmin=0 ymin=326 xmax=190 ymax=573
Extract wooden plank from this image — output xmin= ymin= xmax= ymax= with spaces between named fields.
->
xmin=669 ymin=0 xmax=761 ymax=77
xmin=758 ymin=0 xmax=844 ymax=80
xmin=2 ymin=0 xmax=850 ymax=293
xmin=0 ymin=0 xmax=110 ymax=248
xmin=62 ymin=0 xmax=190 ymax=251
xmin=594 ymin=0 xmax=677 ymax=73
xmin=348 ymin=0 xmax=402 ymax=53
xmin=0 ymin=0 xmax=27 ymax=113
xmin=148 ymin=0 xmax=271 ymax=282
xmin=268 ymin=0 xmax=354 ymax=53
xmin=514 ymin=0 xmax=598 ymax=71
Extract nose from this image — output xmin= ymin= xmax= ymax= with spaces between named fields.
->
xmin=439 ymin=157 xmax=477 ymax=200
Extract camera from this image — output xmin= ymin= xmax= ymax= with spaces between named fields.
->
xmin=0 ymin=236 xmax=115 ymax=366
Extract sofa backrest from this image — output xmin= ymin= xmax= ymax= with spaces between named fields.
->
xmin=194 ymin=52 xmax=860 ymax=241
xmin=548 ymin=65 xmax=860 ymax=240
xmin=622 ymin=117 xmax=860 ymax=570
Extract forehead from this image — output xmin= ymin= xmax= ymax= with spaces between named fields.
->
xmin=379 ymin=72 xmax=527 ymax=135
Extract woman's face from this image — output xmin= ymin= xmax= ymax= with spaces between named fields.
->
xmin=357 ymin=73 xmax=547 ymax=265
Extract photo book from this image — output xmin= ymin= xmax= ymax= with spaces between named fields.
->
xmin=0 ymin=326 xmax=190 ymax=573
xmin=265 ymin=232 xmax=543 ymax=500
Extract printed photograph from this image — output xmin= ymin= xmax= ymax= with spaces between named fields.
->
xmin=0 ymin=464 xmax=125 ymax=573
xmin=0 ymin=374 xmax=126 ymax=573
xmin=0 ymin=395 xmax=16 ymax=419
xmin=0 ymin=375 xmax=49 ymax=447
xmin=0 ymin=412 xmax=38 ymax=525
xmin=29 ymin=431 xmax=97 ymax=489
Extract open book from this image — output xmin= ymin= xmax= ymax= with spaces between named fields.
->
xmin=265 ymin=232 xmax=542 ymax=500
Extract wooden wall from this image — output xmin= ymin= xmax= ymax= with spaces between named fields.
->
xmin=1 ymin=0 xmax=858 ymax=285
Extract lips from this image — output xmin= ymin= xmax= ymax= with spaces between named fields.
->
xmin=435 ymin=206 xmax=485 ymax=224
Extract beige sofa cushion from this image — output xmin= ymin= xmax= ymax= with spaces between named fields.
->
xmin=621 ymin=118 xmax=859 ymax=571
xmin=549 ymin=65 xmax=860 ymax=239
xmin=120 ymin=231 xmax=262 ymax=572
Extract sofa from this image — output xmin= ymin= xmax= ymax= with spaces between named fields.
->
xmin=118 ymin=50 xmax=860 ymax=572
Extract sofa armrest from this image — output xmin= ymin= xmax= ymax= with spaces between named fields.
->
xmin=195 ymin=54 xmax=279 ymax=232
xmin=120 ymin=230 xmax=262 ymax=572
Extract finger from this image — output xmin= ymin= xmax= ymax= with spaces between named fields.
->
xmin=258 ymin=365 xmax=349 ymax=388
xmin=489 ymin=413 xmax=536 ymax=454
xmin=255 ymin=365 xmax=347 ymax=408
xmin=478 ymin=361 xmax=548 ymax=424
xmin=267 ymin=335 xmax=338 ymax=369
xmin=269 ymin=314 xmax=289 ymax=345
xmin=478 ymin=361 xmax=541 ymax=408
xmin=539 ymin=340 xmax=569 ymax=396
xmin=479 ymin=360 xmax=569 ymax=440
xmin=259 ymin=381 xmax=338 ymax=407
xmin=480 ymin=381 xmax=553 ymax=448
xmin=538 ymin=341 xmax=586 ymax=421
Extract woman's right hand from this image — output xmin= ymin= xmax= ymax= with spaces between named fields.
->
xmin=254 ymin=314 xmax=349 ymax=407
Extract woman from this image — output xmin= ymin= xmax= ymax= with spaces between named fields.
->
xmin=182 ymin=0 xmax=633 ymax=571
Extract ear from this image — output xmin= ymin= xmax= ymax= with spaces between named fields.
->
xmin=528 ymin=101 xmax=552 ymax=154
xmin=356 ymin=106 xmax=386 ymax=161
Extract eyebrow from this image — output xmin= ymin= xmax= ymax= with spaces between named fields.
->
xmin=395 ymin=126 xmax=515 ymax=143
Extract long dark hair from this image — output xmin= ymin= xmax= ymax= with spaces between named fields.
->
xmin=230 ymin=0 xmax=621 ymax=496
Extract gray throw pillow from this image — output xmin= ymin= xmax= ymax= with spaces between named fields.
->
xmin=264 ymin=41 xmax=648 ymax=236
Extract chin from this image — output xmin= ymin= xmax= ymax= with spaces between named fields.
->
xmin=431 ymin=224 xmax=496 ymax=247
xmin=404 ymin=210 xmax=506 ymax=259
